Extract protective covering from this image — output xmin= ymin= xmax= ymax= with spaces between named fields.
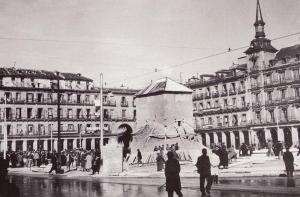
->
xmin=128 ymin=122 xmax=207 ymax=165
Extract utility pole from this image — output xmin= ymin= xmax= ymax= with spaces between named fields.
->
xmin=100 ymin=73 xmax=104 ymax=160
xmin=56 ymin=71 xmax=62 ymax=171
xmin=3 ymin=95 xmax=7 ymax=159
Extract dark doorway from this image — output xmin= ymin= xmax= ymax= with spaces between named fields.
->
xmin=225 ymin=132 xmax=231 ymax=148
xmin=67 ymin=139 xmax=73 ymax=150
xmin=270 ymin=128 xmax=278 ymax=143
xmin=283 ymin=128 xmax=292 ymax=147
xmin=234 ymin=131 xmax=240 ymax=149
xmin=256 ymin=130 xmax=266 ymax=149
xmin=16 ymin=140 xmax=23 ymax=151
xmin=243 ymin=130 xmax=250 ymax=145
xmin=201 ymin=133 xmax=206 ymax=146
xmin=86 ymin=138 xmax=91 ymax=150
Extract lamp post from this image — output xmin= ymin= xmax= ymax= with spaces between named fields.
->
xmin=55 ymin=71 xmax=63 ymax=172
xmin=3 ymin=96 xmax=7 ymax=159
xmin=100 ymin=73 xmax=104 ymax=160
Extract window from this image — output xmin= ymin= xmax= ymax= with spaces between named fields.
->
xmin=47 ymin=93 xmax=53 ymax=102
xmin=27 ymin=108 xmax=32 ymax=119
xmin=16 ymin=92 xmax=21 ymax=101
xmin=67 ymin=109 xmax=73 ymax=118
xmin=269 ymin=110 xmax=275 ymax=123
xmin=133 ymin=110 xmax=136 ymax=119
xmin=293 ymin=69 xmax=300 ymax=80
xmin=281 ymin=89 xmax=286 ymax=100
xmin=282 ymin=108 xmax=288 ymax=121
xmin=48 ymin=108 xmax=53 ymax=118
xmin=68 ymin=124 xmax=74 ymax=131
xmin=77 ymin=95 xmax=81 ymax=103
xmin=37 ymin=93 xmax=43 ymax=102
xmin=214 ymin=100 xmax=219 ymax=108
xmin=242 ymin=114 xmax=247 ymax=123
xmin=267 ymin=92 xmax=272 ymax=101
xmin=67 ymin=94 xmax=72 ymax=102
xmin=86 ymin=109 xmax=91 ymax=118
xmin=17 ymin=124 xmax=22 ymax=134
xmin=122 ymin=110 xmax=126 ymax=119
xmin=16 ymin=108 xmax=22 ymax=119
xmin=207 ymin=101 xmax=211 ymax=109
xmin=241 ymin=96 xmax=246 ymax=107
xmin=48 ymin=124 xmax=53 ymax=134
xmin=232 ymin=98 xmax=236 ymax=106
xmin=255 ymin=111 xmax=261 ymax=122
xmin=27 ymin=124 xmax=34 ymax=135
xmin=224 ymin=116 xmax=229 ymax=126
xmin=26 ymin=93 xmax=34 ymax=102
xmin=223 ymin=99 xmax=228 ymax=108
xmin=37 ymin=108 xmax=43 ymax=119
xmin=208 ymin=117 xmax=212 ymax=125
xmin=295 ymin=87 xmax=300 ymax=97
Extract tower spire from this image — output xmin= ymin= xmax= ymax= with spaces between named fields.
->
xmin=254 ymin=0 xmax=265 ymax=38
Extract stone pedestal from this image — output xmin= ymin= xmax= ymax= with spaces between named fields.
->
xmin=213 ymin=133 xmax=218 ymax=144
xmin=103 ymin=137 xmax=123 ymax=174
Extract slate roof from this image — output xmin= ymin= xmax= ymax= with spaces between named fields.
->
xmin=0 ymin=67 xmax=92 ymax=82
xmin=275 ymin=44 xmax=300 ymax=60
xmin=136 ymin=78 xmax=192 ymax=97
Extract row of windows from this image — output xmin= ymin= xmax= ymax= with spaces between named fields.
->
xmin=193 ymin=96 xmax=246 ymax=111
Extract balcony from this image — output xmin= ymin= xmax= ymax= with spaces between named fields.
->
xmin=212 ymin=92 xmax=219 ymax=98
xmin=192 ymin=94 xmax=204 ymax=101
xmin=121 ymin=101 xmax=129 ymax=107
xmin=220 ymin=91 xmax=228 ymax=97
xmin=229 ymin=89 xmax=236 ymax=95
xmin=103 ymin=100 xmax=116 ymax=107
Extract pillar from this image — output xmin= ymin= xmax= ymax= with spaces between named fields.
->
xmin=33 ymin=140 xmax=38 ymax=151
xmin=230 ymin=132 xmax=235 ymax=148
xmin=73 ymin=139 xmax=77 ymax=149
xmin=0 ymin=140 xmax=4 ymax=152
xmin=11 ymin=140 xmax=16 ymax=151
xmin=23 ymin=140 xmax=27 ymax=151
xmin=265 ymin=129 xmax=272 ymax=141
xmin=239 ymin=131 xmax=245 ymax=144
xmin=277 ymin=128 xmax=284 ymax=142
xmin=43 ymin=140 xmax=48 ymax=151
xmin=291 ymin=127 xmax=299 ymax=146
xmin=91 ymin=138 xmax=95 ymax=150
xmin=221 ymin=132 xmax=226 ymax=144
xmin=82 ymin=138 xmax=86 ymax=149
xmin=53 ymin=140 xmax=58 ymax=152
xmin=205 ymin=133 xmax=210 ymax=147
xmin=213 ymin=133 xmax=218 ymax=144
xmin=63 ymin=139 xmax=67 ymax=151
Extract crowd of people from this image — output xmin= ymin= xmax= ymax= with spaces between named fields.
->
xmin=1 ymin=148 xmax=102 ymax=175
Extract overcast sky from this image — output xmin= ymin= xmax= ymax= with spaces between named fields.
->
xmin=0 ymin=0 xmax=299 ymax=89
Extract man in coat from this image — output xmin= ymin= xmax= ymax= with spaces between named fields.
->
xmin=283 ymin=147 xmax=294 ymax=177
xmin=196 ymin=148 xmax=213 ymax=196
xmin=165 ymin=151 xmax=183 ymax=197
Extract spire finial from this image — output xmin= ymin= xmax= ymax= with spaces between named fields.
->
xmin=254 ymin=0 xmax=265 ymax=38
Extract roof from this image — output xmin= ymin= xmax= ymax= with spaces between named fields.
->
xmin=275 ymin=44 xmax=300 ymax=60
xmin=0 ymin=67 xmax=92 ymax=82
xmin=136 ymin=78 xmax=192 ymax=97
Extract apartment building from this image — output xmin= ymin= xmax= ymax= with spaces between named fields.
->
xmin=187 ymin=0 xmax=300 ymax=149
xmin=0 ymin=68 xmax=138 ymax=151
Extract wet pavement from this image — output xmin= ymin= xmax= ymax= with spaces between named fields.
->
xmin=8 ymin=175 xmax=298 ymax=197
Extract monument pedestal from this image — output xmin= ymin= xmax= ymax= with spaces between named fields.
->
xmin=103 ymin=137 xmax=123 ymax=175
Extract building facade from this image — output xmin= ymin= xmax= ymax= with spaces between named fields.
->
xmin=187 ymin=0 xmax=300 ymax=149
xmin=0 ymin=67 xmax=138 ymax=152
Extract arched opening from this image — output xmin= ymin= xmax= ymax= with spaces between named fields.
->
xmin=209 ymin=133 xmax=214 ymax=144
xmin=283 ymin=128 xmax=292 ymax=147
xmin=256 ymin=129 xmax=266 ymax=149
xmin=225 ymin=132 xmax=231 ymax=148
xmin=270 ymin=128 xmax=278 ymax=143
xmin=243 ymin=130 xmax=250 ymax=145
xmin=234 ymin=131 xmax=240 ymax=149
xmin=201 ymin=133 xmax=206 ymax=146
xmin=217 ymin=133 xmax=222 ymax=143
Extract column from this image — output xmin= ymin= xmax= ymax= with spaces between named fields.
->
xmin=91 ymin=138 xmax=95 ymax=150
xmin=73 ymin=139 xmax=77 ymax=149
xmin=277 ymin=128 xmax=284 ymax=142
xmin=63 ymin=139 xmax=67 ymax=151
xmin=221 ymin=132 xmax=226 ymax=144
xmin=265 ymin=128 xmax=272 ymax=141
xmin=291 ymin=127 xmax=299 ymax=146
xmin=205 ymin=133 xmax=210 ymax=147
xmin=11 ymin=140 xmax=16 ymax=151
xmin=43 ymin=140 xmax=48 ymax=151
xmin=213 ymin=133 xmax=218 ymax=144
xmin=82 ymin=138 xmax=86 ymax=149
xmin=53 ymin=140 xmax=58 ymax=152
xmin=230 ymin=132 xmax=235 ymax=148
xmin=252 ymin=131 xmax=259 ymax=149
xmin=23 ymin=140 xmax=27 ymax=151
xmin=0 ymin=140 xmax=4 ymax=152
xmin=239 ymin=131 xmax=245 ymax=144
xmin=33 ymin=140 xmax=38 ymax=151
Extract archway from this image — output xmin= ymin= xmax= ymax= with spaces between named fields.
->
xmin=283 ymin=128 xmax=292 ymax=147
xmin=243 ymin=130 xmax=250 ymax=145
xmin=256 ymin=129 xmax=266 ymax=149
xmin=234 ymin=131 xmax=240 ymax=149
xmin=225 ymin=132 xmax=231 ymax=148
xmin=270 ymin=128 xmax=278 ymax=143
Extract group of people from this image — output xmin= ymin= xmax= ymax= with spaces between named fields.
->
xmin=154 ymin=143 xmax=180 ymax=152
xmin=1 ymin=148 xmax=102 ymax=175
xmin=211 ymin=143 xmax=238 ymax=169
xmin=155 ymin=143 xmax=180 ymax=172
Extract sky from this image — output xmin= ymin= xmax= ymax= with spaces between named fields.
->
xmin=0 ymin=0 xmax=299 ymax=89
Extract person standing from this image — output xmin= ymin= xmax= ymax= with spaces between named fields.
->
xmin=165 ymin=151 xmax=183 ymax=197
xmin=137 ymin=149 xmax=142 ymax=167
xmin=196 ymin=148 xmax=213 ymax=196
xmin=283 ymin=147 xmax=294 ymax=178
xmin=48 ymin=153 xmax=58 ymax=174
xmin=156 ymin=152 xmax=165 ymax=171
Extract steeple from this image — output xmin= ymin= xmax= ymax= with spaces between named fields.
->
xmin=244 ymin=0 xmax=277 ymax=55
xmin=254 ymin=0 xmax=265 ymax=38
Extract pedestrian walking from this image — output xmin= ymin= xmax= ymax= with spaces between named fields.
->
xmin=283 ymin=147 xmax=294 ymax=178
xmin=165 ymin=151 xmax=183 ymax=197
xmin=48 ymin=153 xmax=58 ymax=174
xmin=210 ymin=151 xmax=220 ymax=184
xmin=196 ymin=148 xmax=213 ymax=196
